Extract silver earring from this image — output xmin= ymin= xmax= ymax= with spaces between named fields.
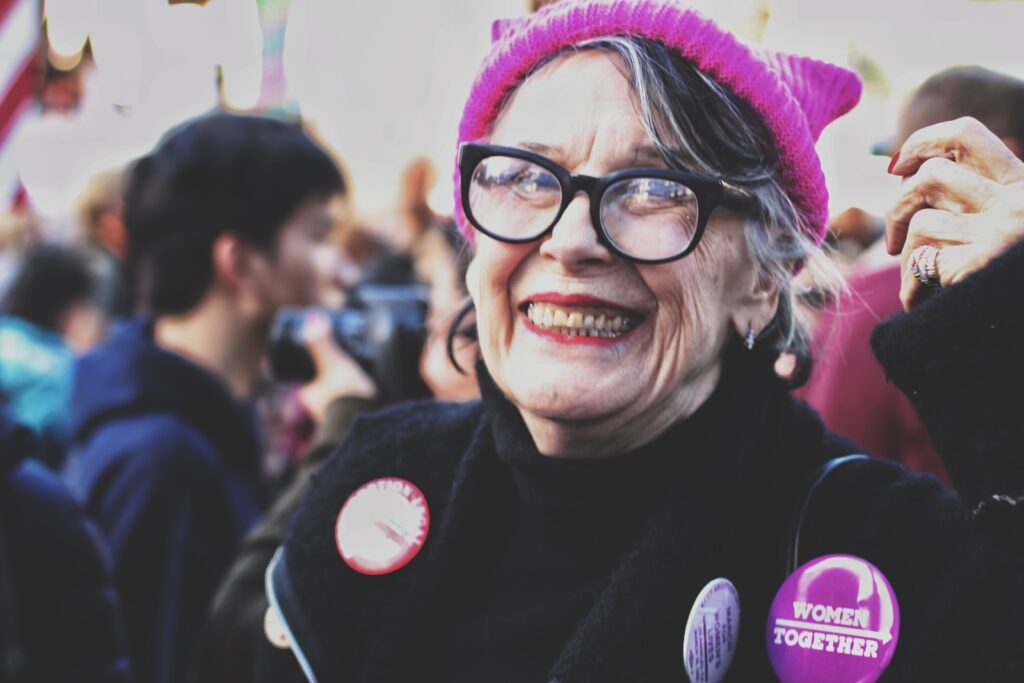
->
xmin=744 ymin=323 xmax=756 ymax=351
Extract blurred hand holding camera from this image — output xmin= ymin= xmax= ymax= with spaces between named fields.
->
xmin=297 ymin=311 xmax=377 ymax=424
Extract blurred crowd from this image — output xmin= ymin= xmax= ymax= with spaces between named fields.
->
xmin=0 ymin=43 xmax=1021 ymax=682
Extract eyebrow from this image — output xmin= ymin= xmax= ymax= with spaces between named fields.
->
xmin=518 ymin=141 xmax=563 ymax=156
xmin=516 ymin=141 xmax=667 ymax=166
xmin=633 ymin=145 xmax=664 ymax=165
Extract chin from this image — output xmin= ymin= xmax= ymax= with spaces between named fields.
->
xmin=505 ymin=372 xmax=634 ymax=424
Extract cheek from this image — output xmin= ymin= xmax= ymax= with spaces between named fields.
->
xmin=275 ymin=238 xmax=327 ymax=302
xmin=647 ymin=232 xmax=742 ymax=362
xmin=470 ymin=240 xmax=532 ymax=354
xmin=311 ymin=245 xmax=339 ymax=282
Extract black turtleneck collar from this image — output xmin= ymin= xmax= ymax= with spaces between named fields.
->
xmin=475 ymin=338 xmax=777 ymax=510
xmin=434 ymin=342 xmax=783 ymax=682
xmin=477 ymin=357 xmax=719 ymax=516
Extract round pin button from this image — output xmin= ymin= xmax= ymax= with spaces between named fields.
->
xmin=335 ymin=477 xmax=430 ymax=575
xmin=263 ymin=606 xmax=290 ymax=649
xmin=766 ymin=554 xmax=900 ymax=683
xmin=682 ymin=578 xmax=741 ymax=683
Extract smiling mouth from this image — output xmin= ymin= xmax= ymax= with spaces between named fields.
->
xmin=521 ymin=301 xmax=642 ymax=339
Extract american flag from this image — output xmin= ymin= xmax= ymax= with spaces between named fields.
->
xmin=0 ymin=0 xmax=39 ymax=210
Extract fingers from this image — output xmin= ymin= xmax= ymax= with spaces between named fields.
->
xmin=899 ymin=242 xmax=991 ymax=311
xmin=890 ymin=117 xmax=1024 ymax=185
xmin=301 ymin=310 xmax=332 ymax=345
xmin=297 ymin=312 xmax=377 ymax=419
xmin=886 ymin=117 xmax=1024 ymax=309
xmin=302 ymin=313 xmax=363 ymax=375
xmin=885 ymin=157 xmax=1001 ymax=254
xmin=896 ymin=206 xmax=1003 ymax=310
xmin=895 ymin=209 xmax=965 ymax=309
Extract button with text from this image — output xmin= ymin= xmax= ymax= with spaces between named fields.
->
xmin=767 ymin=554 xmax=899 ymax=683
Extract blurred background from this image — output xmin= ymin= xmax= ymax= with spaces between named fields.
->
xmin=0 ymin=0 xmax=1022 ymax=230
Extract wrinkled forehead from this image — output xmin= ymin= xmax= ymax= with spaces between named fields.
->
xmin=490 ymin=49 xmax=634 ymax=130
xmin=487 ymin=50 xmax=654 ymax=163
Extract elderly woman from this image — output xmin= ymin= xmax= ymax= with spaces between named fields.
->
xmin=257 ymin=1 xmax=1024 ymax=681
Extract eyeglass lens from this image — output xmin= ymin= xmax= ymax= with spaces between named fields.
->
xmin=468 ymin=154 xmax=702 ymax=261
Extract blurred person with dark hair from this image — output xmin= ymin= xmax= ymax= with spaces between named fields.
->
xmin=799 ymin=65 xmax=1024 ymax=480
xmin=196 ymin=220 xmax=476 ymax=683
xmin=0 ymin=407 xmax=132 ymax=683
xmin=0 ymin=244 xmax=100 ymax=469
xmin=76 ymin=168 xmax=130 ymax=322
xmin=64 ymin=112 xmax=346 ymax=683
xmin=892 ymin=66 xmax=1024 ymax=159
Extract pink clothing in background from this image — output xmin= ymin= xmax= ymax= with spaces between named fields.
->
xmin=798 ymin=262 xmax=949 ymax=483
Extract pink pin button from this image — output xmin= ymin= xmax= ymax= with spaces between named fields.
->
xmin=766 ymin=554 xmax=900 ymax=683
xmin=335 ymin=478 xmax=430 ymax=575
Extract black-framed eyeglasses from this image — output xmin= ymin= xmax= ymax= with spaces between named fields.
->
xmin=458 ymin=142 xmax=756 ymax=264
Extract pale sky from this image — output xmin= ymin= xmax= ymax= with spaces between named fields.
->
xmin=19 ymin=0 xmax=1024 ymax=223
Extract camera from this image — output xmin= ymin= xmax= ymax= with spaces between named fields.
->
xmin=268 ymin=284 xmax=432 ymax=403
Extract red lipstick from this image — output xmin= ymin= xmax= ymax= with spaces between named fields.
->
xmin=521 ymin=292 xmax=638 ymax=315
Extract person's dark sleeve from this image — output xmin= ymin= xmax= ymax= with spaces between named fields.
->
xmin=5 ymin=459 xmax=133 ymax=682
xmin=864 ymin=239 xmax=1024 ymax=678
xmin=92 ymin=429 xmax=244 ymax=683
xmin=871 ymin=238 xmax=1024 ymax=505
xmin=194 ymin=396 xmax=376 ymax=683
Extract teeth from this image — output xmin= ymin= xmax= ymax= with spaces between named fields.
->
xmin=525 ymin=303 xmax=636 ymax=338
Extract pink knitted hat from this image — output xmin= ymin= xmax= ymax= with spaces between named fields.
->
xmin=454 ymin=0 xmax=862 ymax=245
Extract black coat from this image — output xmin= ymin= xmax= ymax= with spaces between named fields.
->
xmin=0 ymin=408 xmax=132 ymax=683
xmin=65 ymin=321 xmax=266 ymax=683
xmin=259 ymin=241 xmax=1024 ymax=682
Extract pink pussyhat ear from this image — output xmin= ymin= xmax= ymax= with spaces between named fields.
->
xmin=491 ymin=17 xmax=529 ymax=42
xmin=758 ymin=50 xmax=863 ymax=142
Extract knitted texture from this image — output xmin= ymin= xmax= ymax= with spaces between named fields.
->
xmin=453 ymin=0 xmax=863 ymax=245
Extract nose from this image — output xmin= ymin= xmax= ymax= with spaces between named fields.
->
xmin=538 ymin=192 xmax=614 ymax=269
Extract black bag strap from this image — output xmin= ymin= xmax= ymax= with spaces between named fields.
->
xmin=785 ymin=454 xmax=870 ymax=576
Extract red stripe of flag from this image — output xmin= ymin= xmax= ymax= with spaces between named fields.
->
xmin=0 ymin=0 xmax=21 ymax=28
xmin=0 ymin=51 xmax=36 ymax=149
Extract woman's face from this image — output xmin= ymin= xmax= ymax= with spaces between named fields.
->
xmin=468 ymin=51 xmax=777 ymax=457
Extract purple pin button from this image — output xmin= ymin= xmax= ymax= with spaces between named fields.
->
xmin=766 ymin=554 xmax=900 ymax=683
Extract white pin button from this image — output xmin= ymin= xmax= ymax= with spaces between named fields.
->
xmin=682 ymin=578 xmax=741 ymax=683
xmin=335 ymin=477 xmax=430 ymax=575
xmin=263 ymin=606 xmax=290 ymax=649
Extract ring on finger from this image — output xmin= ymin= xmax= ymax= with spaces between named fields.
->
xmin=909 ymin=244 xmax=942 ymax=288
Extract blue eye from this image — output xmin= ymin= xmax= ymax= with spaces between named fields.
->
xmin=618 ymin=178 xmax=694 ymax=211
xmin=515 ymin=168 xmax=555 ymax=193
xmin=475 ymin=159 xmax=557 ymax=192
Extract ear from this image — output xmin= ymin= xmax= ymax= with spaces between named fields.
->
xmin=729 ymin=274 xmax=781 ymax=342
xmin=211 ymin=233 xmax=248 ymax=293
xmin=211 ymin=232 xmax=271 ymax=300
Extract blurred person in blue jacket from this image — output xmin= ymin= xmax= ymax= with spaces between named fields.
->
xmin=64 ymin=112 xmax=346 ymax=683
xmin=0 ymin=406 xmax=131 ymax=682
xmin=0 ymin=244 xmax=101 ymax=469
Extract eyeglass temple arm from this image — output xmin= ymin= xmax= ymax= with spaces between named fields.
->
xmin=721 ymin=180 xmax=758 ymax=212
